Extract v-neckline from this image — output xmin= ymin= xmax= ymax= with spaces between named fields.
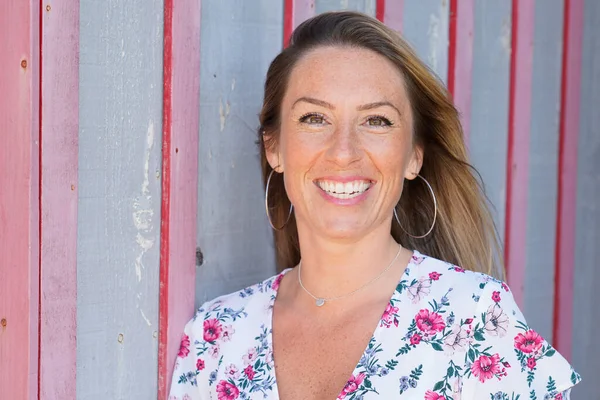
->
xmin=266 ymin=250 xmax=420 ymax=399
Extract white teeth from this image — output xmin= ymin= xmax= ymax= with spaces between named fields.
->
xmin=317 ymin=180 xmax=371 ymax=199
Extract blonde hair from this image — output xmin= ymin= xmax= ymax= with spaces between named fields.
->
xmin=258 ymin=11 xmax=503 ymax=278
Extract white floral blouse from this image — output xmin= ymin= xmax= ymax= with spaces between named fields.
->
xmin=169 ymin=251 xmax=581 ymax=400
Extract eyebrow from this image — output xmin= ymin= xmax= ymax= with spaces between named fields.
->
xmin=292 ymin=97 xmax=402 ymax=116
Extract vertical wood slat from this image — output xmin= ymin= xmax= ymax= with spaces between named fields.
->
xmin=39 ymin=1 xmax=79 ymax=398
xmin=0 ymin=1 xmax=40 ymax=399
xmin=376 ymin=0 xmax=403 ymax=33
xmin=158 ymin=0 xmax=201 ymax=398
xmin=284 ymin=0 xmax=316 ymax=47
xmin=447 ymin=0 xmax=474 ymax=145
xmin=553 ymin=0 xmax=584 ymax=361
xmin=504 ymin=0 xmax=535 ymax=306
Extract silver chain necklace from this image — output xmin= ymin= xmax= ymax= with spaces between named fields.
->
xmin=297 ymin=246 xmax=403 ymax=307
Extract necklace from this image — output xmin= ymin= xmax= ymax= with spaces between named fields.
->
xmin=297 ymin=246 xmax=403 ymax=307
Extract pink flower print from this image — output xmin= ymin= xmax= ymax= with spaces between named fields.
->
xmin=443 ymin=324 xmax=468 ymax=355
xmin=453 ymin=266 xmax=465 ymax=273
xmin=265 ymin=350 xmax=273 ymax=365
xmin=471 ymin=353 xmax=502 ymax=383
xmin=501 ymin=282 xmax=509 ymax=292
xmin=221 ymin=325 xmax=235 ymax=342
xmin=514 ymin=329 xmax=544 ymax=354
xmin=424 ymin=391 xmax=445 ymax=400
xmin=244 ymin=365 xmax=255 ymax=381
xmin=412 ymin=254 xmax=425 ymax=264
xmin=178 ymin=334 xmax=190 ymax=358
xmin=216 ymin=380 xmax=240 ymax=400
xmin=203 ymin=318 xmax=223 ymax=342
xmin=381 ymin=303 xmax=399 ymax=327
xmin=338 ymin=373 xmax=366 ymax=399
xmin=555 ymin=394 xmax=563 ymax=400
xmin=415 ymin=309 xmax=445 ymax=335
xmin=492 ymin=291 xmax=501 ymax=303
xmin=208 ymin=344 xmax=220 ymax=359
xmin=410 ymin=333 xmax=422 ymax=345
xmin=272 ymin=273 xmax=284 ymax=291
xmin=225 ymin=364 xmax=240 ymax=380
xmin=527 ymin=357 xmax=537 ymax=370
xmin=243 ymin=347 xmax=258 ymax=365
xmin=484 ymin=304 xmax=509 ymax=337
xmin=429 ymin=271 xmax=441 ymax=281
xmin=196 ymin=358 xmax=205 ymax=371
xmin=407 ymin=278 xmax=432 ymax=303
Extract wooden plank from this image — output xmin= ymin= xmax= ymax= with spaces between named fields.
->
xmin=39 ymin=1 xmax=79 ymax=397
xmin=504 ymin=0 xmax=535 ymax=306
xmin=553 ymin=0 xmax=584 ymax=362
xmin=447 ymin=0 xmax=474 ymax=144
xmin=158 ymin=0 xmax=201 ymax=398
xmin=376 ymin=0 xmax=403 ymax=33
xmin=284 ymin=0 xmax=316 ymax=47
xmin=0 ymin=1 xmax=40 ymax=399
xmin=316 ymin=0 xmax=376 ymax=16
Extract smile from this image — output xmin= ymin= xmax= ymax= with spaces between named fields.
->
xmin=315 ymin=179 xmax=372 ymax=200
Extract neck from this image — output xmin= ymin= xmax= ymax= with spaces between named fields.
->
xmin=293 ymin=221 xmax=410 ymax=304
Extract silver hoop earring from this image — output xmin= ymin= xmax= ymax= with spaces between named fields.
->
xmin=393 ymin=174 xmax=437 ymax=239
xmin=265 ymin=169 xmax=293 ymax=231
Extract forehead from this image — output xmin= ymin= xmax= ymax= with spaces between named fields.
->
xmin=284 ymin=46 xmax=409 ymax=108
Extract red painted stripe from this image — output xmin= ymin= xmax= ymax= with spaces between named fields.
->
xmin=38 ymin=1 xmax=79 ymax=397
xmin=376 ymin=0 xmax=385 ymax=22
xmin=377 ymin=0 xmax=403 ymax=33
xmin=0 ymin=1 xmax=41 ymax=398
xmin=553 ymin=0 xmax=583 ymax=360
xmin=158 ymin=0 xmax=201 ymax=398
xmin=447 ymin=0 xmax=474 ymax=145
xmin=504 ymin=0 xmax=535 ymax=306
xmin=284 ymin=0 xmax=316 ymax=48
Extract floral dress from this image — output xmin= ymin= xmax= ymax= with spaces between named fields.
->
xmin=169 ymin=251 xmax=581 ymax=399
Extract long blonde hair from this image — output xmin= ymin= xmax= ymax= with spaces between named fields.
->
xmin=258 ymin=11 xmax=503 ymax=278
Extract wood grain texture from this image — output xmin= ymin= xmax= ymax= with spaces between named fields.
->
xmin=554 ymin=0 xmax=584 ymax=364
xmin=158 ymin=0 xmax=201 ymax=397
xmin=504 ymin=0 xmax=535 ymax=307
xmin=0 ymin=1 xmax=40 ymax=399
xmin=39 ymin=0 xmax=79 ymax=397
xmin=77 ymin=0 xmax=164 ymax=398
xmin=448 ymin=0 xmax=474 ymax=144
xmin=195 ymin=0 xmax=283 ymax=305
xmin=316 ymin=0 xmax=377 ymax=16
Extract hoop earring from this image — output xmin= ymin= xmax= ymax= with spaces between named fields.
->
xmin=265 ymin=169 xmax=293 ymax=230
xmin=393 ymin=174 xmax=437 ymax=239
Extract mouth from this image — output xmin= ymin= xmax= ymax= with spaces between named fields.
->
xmin=315 ymin=179 xmax=373 ymax=200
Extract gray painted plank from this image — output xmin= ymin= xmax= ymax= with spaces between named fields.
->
xmin=402 ymin=0 xmax=450 ymax=84
xmin=572 ymin=0 xmax=600 ymax=396
xmin=316 ymin=0 xmax=377 ymax=17
xmin=77 ymin=0 xmax=164 ymax=398
xmin=196 ymin=1 xmax=283 ymax=306
xmin=468 ymin=0 xmax=512 ymax=242
xmin=523 ymin=0 xmax=564 ymax=344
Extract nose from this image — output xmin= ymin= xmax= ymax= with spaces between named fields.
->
xmin=325 ymin=123 xmax=361 ymax=166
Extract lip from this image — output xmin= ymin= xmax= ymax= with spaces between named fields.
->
xmin=313 ymin=176 xmax=374 ymax=206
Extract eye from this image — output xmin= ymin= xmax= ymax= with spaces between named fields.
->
xmin=365 ymin=115 xmax=394 ymax=127
xmin=299 ymin=113 xmax=326 ymax=125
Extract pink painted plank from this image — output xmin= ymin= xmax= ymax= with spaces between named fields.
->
xmin=39 ymin=0 xmax=79 ymax=398
xmin=0 ymin=1 xmax=40 ymax=399
xmin=376 ymin=0 xmax=403 ymax=34
xmin=553 ymin=0 xmax=584 ymax=361
xmin=504 ymin=0 xmax=535 ymax=306
xmin=284 ymin=0 xmax=316 ymax=47
xmin=447 ymin=0 xmax=474 ymax=145
xmin=157 ymin=0 xmax=201 ymax=398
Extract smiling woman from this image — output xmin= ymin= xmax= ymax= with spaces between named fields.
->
xmin=168 ymin=11 xmax=580 ymax=400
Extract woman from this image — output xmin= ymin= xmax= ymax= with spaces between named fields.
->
xmin=169 ymin=12 xmax=580 ymax=399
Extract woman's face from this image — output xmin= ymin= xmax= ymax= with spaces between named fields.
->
xmin=267 ymin=46 xmax=422 ymax=240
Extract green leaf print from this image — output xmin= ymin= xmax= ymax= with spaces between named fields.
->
xmin=431 ymin=342 xmax=443 ymax=351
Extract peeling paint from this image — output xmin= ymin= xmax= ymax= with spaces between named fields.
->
xmin=428 ymin=13 xmax=441 ymax=72
xmin=219 ymin=97 xmax=231 ymax=132
xmin=139 ymin=309 xmax=152 ymax=327
xmin=231 ymin=78 xmax=236 ymax=91
xmin=500 ymin=17 xmax=512 ymax=57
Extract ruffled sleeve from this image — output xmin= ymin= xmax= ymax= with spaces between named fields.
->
xmin=461 ymin=278 xmax=581 ymax=399
xmin=168 ymin=311 xmax=207 ymax=400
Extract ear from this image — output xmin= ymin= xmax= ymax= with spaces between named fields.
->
xmin=404 ymin=144 xmax=423 ymax=180
xmin=264 ymin=132 xmax=284 ymax=173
